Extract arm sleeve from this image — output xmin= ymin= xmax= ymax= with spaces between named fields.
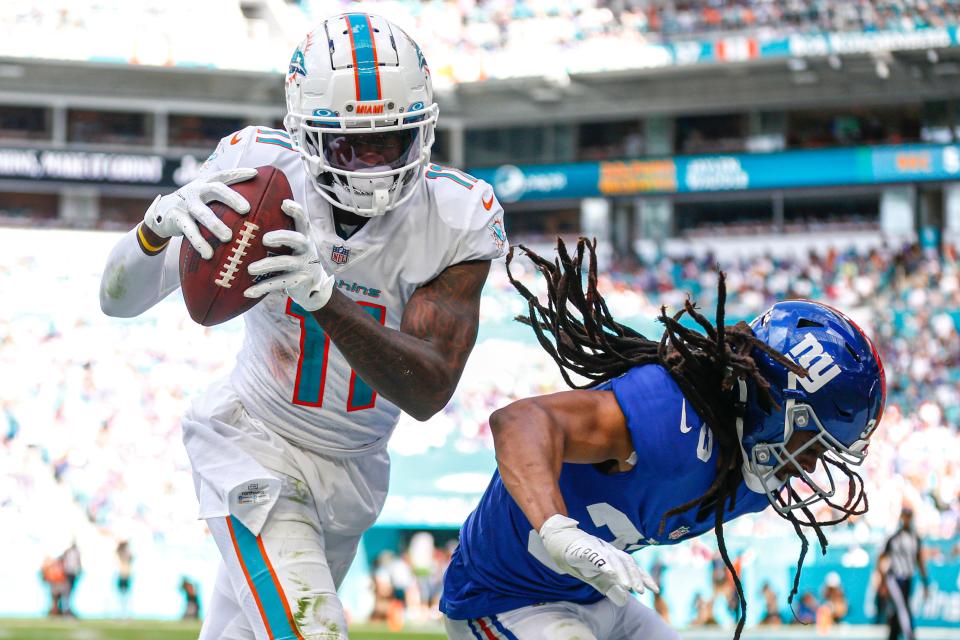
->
xmin=99 ymin=231 xmax=183 ymax=317
xmin=98 ymin=128 xmax=252 ymax=318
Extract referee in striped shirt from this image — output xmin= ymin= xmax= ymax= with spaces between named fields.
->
xmin=877 ymin=507 xmax=929 ymax=640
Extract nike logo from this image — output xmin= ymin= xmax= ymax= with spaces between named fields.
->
xmin=680 ymin=399 xmax=692 ymax=434
xmin=230 ymin=133 xmax=242 ymax=145
xmin=482 ymin=193 xmax=495 ymax=210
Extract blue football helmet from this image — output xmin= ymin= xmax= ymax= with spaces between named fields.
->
xmin=738 ymin=300 xmax=886 ymax=515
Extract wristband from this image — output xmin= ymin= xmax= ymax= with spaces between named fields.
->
xmin=137 ymin=223 xmax=170 ymax=255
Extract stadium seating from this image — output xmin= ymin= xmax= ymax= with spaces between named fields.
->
xmin=4 ymin=0 xmax=960 ymax=84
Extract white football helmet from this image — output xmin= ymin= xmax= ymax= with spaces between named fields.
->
xmin=284 ymin=14 xmax=439 ymax=217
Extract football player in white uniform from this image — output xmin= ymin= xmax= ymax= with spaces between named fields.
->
xmin=99 ymin=14 xmax=507 ymax=640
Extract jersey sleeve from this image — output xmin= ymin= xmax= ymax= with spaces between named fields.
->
xmin=434 ymin=176 xmax=509 ymax=265
xmin=195 ymin=126 xmax=257 ymax=178
xmin=604 ymin=366 xmax=695 ymax=479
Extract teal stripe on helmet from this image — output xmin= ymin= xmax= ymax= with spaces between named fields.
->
xmin=345 ymin=14 xmax=381 ymax=101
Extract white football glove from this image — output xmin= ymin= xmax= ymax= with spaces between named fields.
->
xmin=244 ymin=199 xmax=334 ymax=311
xmin=143 ymin=167 xmax=258 ymax=260
xmin=540 ymin=514 xmax=658 ymax=607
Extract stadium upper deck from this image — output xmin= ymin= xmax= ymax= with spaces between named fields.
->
xmin=6 ymin=0 xmax=960 ymax=83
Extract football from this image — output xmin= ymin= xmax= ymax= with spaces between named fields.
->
xmin=179 ymin=165 xmax=295 ymax=326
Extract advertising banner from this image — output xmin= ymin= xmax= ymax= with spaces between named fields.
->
xmin=639 ymin=26 xmax=960 ymax=69
xmin=0 ymin=148 xmax=205 ymax=188
xmin=473 ymin=143 xmax=960 ymax=203
xmin=471 ymin=163 xmax=600 ymax=203
xmin=5 ymin=143 xmax=960 ymax=201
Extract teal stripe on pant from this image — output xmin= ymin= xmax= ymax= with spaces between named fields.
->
xmin=229 ymin=515 xmax=300 ymax=639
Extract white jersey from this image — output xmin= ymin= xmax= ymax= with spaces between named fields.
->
xmin=189 ymin=126 xmax=507 ymax=455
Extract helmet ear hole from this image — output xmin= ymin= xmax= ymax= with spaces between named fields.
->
xmin=844 ymin=343 xmax=861 ymax=362
xmin=832 ymin=401 xmax=853 ymax=419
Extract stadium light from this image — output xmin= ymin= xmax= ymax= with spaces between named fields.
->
xmin=787 ymin=58 xmax=808 ymax=72
xmin=871 ymin=51 xmax=893 ymax=79
xmin=875 ymin=59 xmax=890 ymax=79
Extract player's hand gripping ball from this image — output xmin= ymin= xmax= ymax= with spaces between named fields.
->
xmin=540 ymin=514 xmax=659 ymax=606
xmin=178 ymin=165 xmax=296 ymax=326
xmin=243 ymin=199 xmax=335 ymax=312
xmin=146 ymin=167 xmax=258 ymax=259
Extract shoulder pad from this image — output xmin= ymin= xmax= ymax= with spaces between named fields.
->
xmin=424 ymin=163 xmax=508 ymax=262
xmin=203 ymin=125 xmax=299 ymax=174
xmin=425 ymin=164 xmax=497 ymax=229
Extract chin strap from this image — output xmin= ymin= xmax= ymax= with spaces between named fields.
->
xmin=733 ymin=378 xmax=767 ymax=494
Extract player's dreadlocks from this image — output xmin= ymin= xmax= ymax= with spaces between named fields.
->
xmin=507 ymin=238 xmax=868 ymax=640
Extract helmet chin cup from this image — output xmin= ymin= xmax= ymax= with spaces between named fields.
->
xmin=327 ymin=174 xmax=395 ymax=218
xmin=304 ymin=154 xmax=323 ymax=178
xmin=373 ymin=188 xmax=389 ymax=215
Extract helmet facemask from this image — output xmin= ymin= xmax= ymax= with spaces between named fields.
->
xmin=286 ymin=101 xmax=438 ymax=218
xmin=743 ymin=397 xmax=871 ymax=517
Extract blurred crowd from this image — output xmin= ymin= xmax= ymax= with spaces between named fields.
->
xmin=39 ymin=542 xmax=81 ymax=617
xmin=677 ymin=554 xmax=850 ymax=628
xmin=3 ymin=0 xmax=960 ymax=84
xmin=370 ymin=532 xmax=454 ymax=628
xmin=620 ymin=0 xmax=960 ymax=37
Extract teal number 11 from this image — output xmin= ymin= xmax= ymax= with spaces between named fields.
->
xmin=285 ymin=299 xmax=387 ymax=411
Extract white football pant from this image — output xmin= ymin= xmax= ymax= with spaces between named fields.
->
xmin=444 ymin=597 xmax=680 ymax=640
xmin=185 ymin=382 xmax=389 ymax=640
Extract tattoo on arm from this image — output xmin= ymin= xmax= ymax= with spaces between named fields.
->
xmin=311 ymin=260 xmax=490 ymax=420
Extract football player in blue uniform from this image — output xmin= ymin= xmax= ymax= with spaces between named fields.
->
xmin=441 ymin=239 xmax=885 ymax=640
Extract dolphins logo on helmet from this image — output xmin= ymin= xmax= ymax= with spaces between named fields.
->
xmin=283 ymin=14 xmax=438 ymax=217
xmin=736 ymin=300 xmax=885 ymax=515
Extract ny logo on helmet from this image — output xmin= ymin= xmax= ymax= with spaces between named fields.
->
xmin=786 ymin=333 xmax=841 ymax=393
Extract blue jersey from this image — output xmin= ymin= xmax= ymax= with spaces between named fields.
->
xmin=441 ymin=364 xmax=771 ymax=620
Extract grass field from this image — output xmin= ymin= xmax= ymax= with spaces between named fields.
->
xmin=0 ymin=619 xmax=445 ymax=639
xmin=3 ymin=619 xmax=958 ymax=640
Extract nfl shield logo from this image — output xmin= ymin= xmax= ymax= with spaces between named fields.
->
xmin=331 ymin=245 xmax=350 ymax=265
